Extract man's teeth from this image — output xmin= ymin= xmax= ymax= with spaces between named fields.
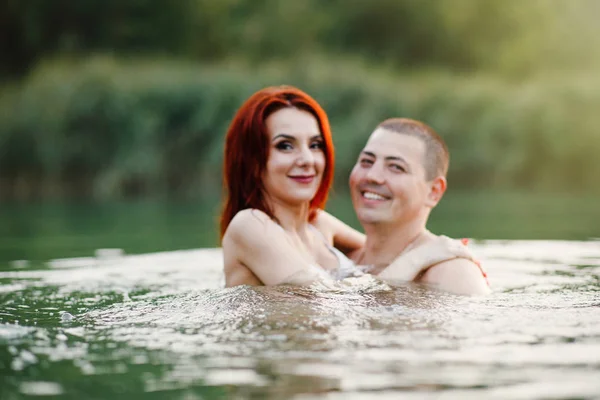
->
xmin=363 ymin=192 xmax=387 ymax=200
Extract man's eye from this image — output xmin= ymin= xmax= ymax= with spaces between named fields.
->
xmin=359 ymin=158 xmax=373 ymax=166
xmin=390 ymin=164 xmax=405 ymax=172
xmin=275 ymin=141 xmax=293 ymax=150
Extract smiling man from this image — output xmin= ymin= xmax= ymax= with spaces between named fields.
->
xmin=349 ymin=118 xmax=490 ymax=295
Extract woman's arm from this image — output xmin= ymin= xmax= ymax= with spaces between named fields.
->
xmin=377 ymin=235 xmax=475 ymax=281
xmin=312 ymin=210 xmax=365 ymax=257
xmin=223 ymin=209 xmax=331 ymax=287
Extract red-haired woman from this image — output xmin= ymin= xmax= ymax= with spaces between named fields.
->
xmin=220 ymin=86 xmax=365 ymax=287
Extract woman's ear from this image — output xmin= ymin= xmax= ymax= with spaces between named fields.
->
xmin=426 ymin=176 xmax=447 ymax=207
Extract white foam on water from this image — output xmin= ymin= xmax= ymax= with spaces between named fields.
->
xmin=19 ymin=381 xmax=63 ymax=396
xmin=0 ymin=240 xmax=599 ymax=399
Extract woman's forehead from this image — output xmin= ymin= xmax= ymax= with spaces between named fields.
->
xmin=266 ymin=108 xmax=320 ymax=138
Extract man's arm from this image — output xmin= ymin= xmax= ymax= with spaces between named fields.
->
xmin=418 ymin=258 xmax=490 ymax=296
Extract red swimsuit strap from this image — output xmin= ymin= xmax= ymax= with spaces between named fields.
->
xmin=461 ymin=238 xmax=490 ymax=287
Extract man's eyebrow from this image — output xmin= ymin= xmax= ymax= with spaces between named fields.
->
xmin=361 ymin=151 xmax=376 ymax=157
xmin=361 ymin=151 xmax=407 ymax=163
xmin=385 ymin=156 xmax=407 ymax=163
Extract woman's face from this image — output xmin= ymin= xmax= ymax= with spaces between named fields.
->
xmin=263 ymin=107 xmax=325 ymax=207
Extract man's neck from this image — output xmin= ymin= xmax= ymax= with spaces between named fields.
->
xmin=358 ymin=217 xmax=429 ymax=271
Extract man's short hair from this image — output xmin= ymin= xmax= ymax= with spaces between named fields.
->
xmin=378 ymin=118 xmax=449 ymax=180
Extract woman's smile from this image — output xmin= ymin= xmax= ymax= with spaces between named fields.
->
xmin=289 ymin=174 xmax=316 ymax=184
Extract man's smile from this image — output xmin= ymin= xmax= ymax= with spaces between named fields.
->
xmin=361 ymin=190 xmax=390 ymax=201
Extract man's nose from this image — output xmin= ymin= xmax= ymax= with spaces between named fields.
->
xmin=365 ymin=162 xmax=385 ymax=184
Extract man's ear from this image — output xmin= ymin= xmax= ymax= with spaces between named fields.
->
xmin=426 ymin=176 xmax=447 ymax=207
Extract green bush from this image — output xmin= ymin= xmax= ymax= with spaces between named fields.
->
xmin=1 ymin=56 xmax=599 ymax=200
xmin=4 ymin=0 xmax=599 ymax=78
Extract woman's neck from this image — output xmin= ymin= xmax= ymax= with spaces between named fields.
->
xmin=267 ymin=197 xmax=311 ymax=233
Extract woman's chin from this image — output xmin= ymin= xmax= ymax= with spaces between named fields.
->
xmin=279 ymin=192 xmax=319 ymax=206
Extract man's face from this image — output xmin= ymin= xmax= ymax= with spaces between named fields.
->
xmin=349 ymin=128 xmax=436 ymax=226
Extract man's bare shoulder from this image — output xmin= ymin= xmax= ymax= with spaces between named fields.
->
xmin=378 ymin=233 xmax=473 ymax=282
xmin=420 ymin=258 xmax=490 ymax=296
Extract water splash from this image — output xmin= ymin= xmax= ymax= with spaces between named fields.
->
xmin=1 ymin=241 xmax=599 ymax=398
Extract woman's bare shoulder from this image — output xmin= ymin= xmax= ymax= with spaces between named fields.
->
xmin=224 ymin=209 xmax=274 ymax=244
xmin=311 ymin=210 xmax=338 ymax=238
xmin=223 ymin=209 xmax=318 ymax=286
xmin=313 ymin=209 xmax=365 ymax=253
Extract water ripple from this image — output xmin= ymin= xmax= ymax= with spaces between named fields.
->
xmin=1 ymin=241 xmax=599 ymax=398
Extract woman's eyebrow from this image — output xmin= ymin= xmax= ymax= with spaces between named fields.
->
xmin=272 ymin=133 xmax=295 ymax=141
xmin=272 ymin=133 xmax=321 ymax=142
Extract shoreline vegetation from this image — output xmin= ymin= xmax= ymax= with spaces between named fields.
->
xmin=1 ymin=56 xmax=600 ymax=201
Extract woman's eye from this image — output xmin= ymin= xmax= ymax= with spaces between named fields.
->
xmin=275 ymin=141 xmax=293 ymax=150
xmin=390 ymin=164 xmax=406 ymax=172
xmin=310 ymin=141 xmax=324 ymax=150
xmin=359 ymin=158 xmax=373 ymax=166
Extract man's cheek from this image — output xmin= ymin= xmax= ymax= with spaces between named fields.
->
xmin=348 ymin=168 xmax=359 ymax=188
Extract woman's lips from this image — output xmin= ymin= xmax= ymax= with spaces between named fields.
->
xmin=289 ymin=175 xmax=315 ymax=184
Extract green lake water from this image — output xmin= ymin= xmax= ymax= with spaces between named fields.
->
xmin=1 ymin=190 xmax=598 ymax=264
xmin=1 ymin=190 xmax=599 ymax=399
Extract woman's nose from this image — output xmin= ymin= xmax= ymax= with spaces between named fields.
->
xmin=296 ymin=145 xmax=315 ymax=166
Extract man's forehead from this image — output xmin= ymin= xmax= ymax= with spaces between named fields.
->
xmin=362 ymin=128 xmax=425 ymax=158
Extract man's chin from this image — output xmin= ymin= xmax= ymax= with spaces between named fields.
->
xmin=355 ymin=210 xmax=387 ymax=225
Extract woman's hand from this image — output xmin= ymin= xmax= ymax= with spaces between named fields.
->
xmin=377 ymin=235 xmax=475 ymax=282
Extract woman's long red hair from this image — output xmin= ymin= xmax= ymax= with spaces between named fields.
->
xmin=220 ymin=86 xmax=335 ymax=240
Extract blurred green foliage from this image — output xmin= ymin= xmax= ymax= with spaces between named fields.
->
xmin=2 ymin=0 xmax=599 ymax=78
xmin=1 ymin=57 xmax=599 ymax=200
xmin=1 ymin=0 xmax=600 ymax=200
